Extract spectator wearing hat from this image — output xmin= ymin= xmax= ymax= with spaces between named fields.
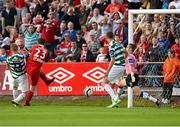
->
xmin=41 ymin=19 xmax=57 ymax=58
xmin=87 ymin=30 xmax=101 ymax=59
xmin=1 ymin=0 xmax=17 ymax=35
xmin=114 ymin=19 xmax=128 ymax=47
xmin=63 ymin=21 xmax=77 ymax=41
xmin=75 ymin=31 xmax=86 ymax=49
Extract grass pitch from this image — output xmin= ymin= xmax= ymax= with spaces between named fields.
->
xmin=0 ymin=96 xmax=180 ymax=126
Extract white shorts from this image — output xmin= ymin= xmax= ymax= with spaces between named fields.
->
xmin=107 ymin=65 xmax=125 ymax=84
xmin=11 ymin=73 xmax=29 ymax=93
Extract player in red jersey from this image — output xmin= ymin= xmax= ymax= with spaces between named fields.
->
xmin=25 ymin=38 xmax=54 ymax=106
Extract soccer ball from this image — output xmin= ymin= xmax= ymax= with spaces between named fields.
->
xmin=84 ymin=87 xmax=92 ymax=97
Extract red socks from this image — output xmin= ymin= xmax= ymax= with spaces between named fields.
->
xmin=25 ymin=91 xmax=33 ymax=106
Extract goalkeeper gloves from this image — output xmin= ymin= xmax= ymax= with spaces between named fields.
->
xmin=131 ymin=72 xmax=135 ymax=83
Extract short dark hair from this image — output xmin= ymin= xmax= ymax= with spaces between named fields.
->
xmin=106 ymin=32 xmax=114 ymax=39
xmin=168 ymin=49 xmax=175 ymax=56
xmin=38 ymin=38 xmax=45 ymax=45
xmin=128 ymin=44 xmax=136 ymax=52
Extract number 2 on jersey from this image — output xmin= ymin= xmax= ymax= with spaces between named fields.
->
xmin=34 ymin=48 xmax=47 ymax=60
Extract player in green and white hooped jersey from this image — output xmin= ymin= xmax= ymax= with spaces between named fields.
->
xmin=7 ymin=44 xmax=29 ymax=106
xmin=102 ymin=32 xmax=125 ymax=108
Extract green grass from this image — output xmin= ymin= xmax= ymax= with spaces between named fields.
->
xmin=0 ymin=97 xmax=180 ymax=126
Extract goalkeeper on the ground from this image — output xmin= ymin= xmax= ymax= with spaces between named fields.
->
xmin=118 ymin=44 xmax=161 ymax=107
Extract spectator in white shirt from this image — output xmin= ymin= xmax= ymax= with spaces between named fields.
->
xmin=96 ymin=47 xmax=108 ymax=62
xmin=99 ymin=16 xmax=112 ymax=37
xmin=87 ymin=8 xmax=104 ymax=27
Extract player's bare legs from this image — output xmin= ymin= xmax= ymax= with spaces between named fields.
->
xmin=25 ymin=68 xmax=54 ymax=106
xmin=24 ymin=77 xmax=54 ymax=106
xmin=12 ymin=85 xmax=18 ymax=100
xmin=102 ymin=78 xmax=120 ymax=108
xmin=40 ymin=68 xmax=54 ymax=86
xmin=118 ymin=79 xmax=161 ymax=107
xmin=24 ymin=38 xmax=54 ymax=106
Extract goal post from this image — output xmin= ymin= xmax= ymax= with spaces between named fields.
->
xmin=127 ymin=9 xmax=180 ymax=108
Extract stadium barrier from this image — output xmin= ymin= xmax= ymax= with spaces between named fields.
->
xmin=0 ymin=62 xmax=179 ymax=97
xmin=0 ymin=63 xmax=109 ymax=96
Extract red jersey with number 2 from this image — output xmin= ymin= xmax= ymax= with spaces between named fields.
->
xmin=27 ymin=44 xmax=48 ymax=68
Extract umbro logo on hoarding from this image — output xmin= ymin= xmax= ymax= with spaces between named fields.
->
xmin=46 ymin=67 xmax=75 ymax=84
xmin=83 ymin=67 xmax=106 ymax=83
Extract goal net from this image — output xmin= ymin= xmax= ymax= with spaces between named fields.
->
xmin=127 ymin=9 xmax=180 ymax=108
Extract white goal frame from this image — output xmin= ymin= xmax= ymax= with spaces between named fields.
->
xmin=128 ymin=9 xmax=180 ymax=108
